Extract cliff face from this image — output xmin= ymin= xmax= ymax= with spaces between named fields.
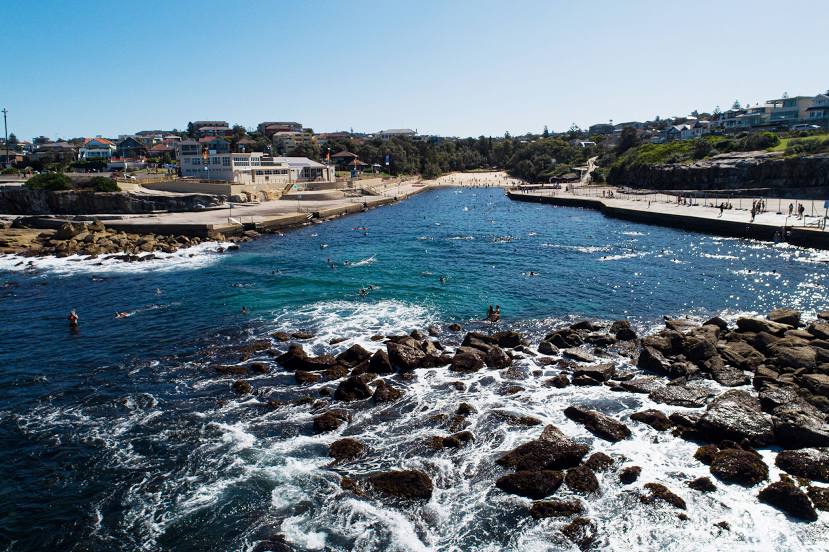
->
xmin=608 ymin=152 xmax=829 ymax=195
xmin=0 ymin=188 xmax=223 ymax=215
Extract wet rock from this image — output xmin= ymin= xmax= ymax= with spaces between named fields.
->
xmin=387 ymin=341 xmax=426 ymax=371
xmin=808 ymin=486 xmax=829 ymax=511
xmin=573 ymin=363 xmax=615 ymax=382
xmin=564 ymin=406 xmax=631 ymax=442
xmin=496 ymin=424 xmax=589 ymax=470
xmin=329 ymin=438 xmax=365 ymax=462
xmin=252 ymin=533 xmax=293 ymax=552
xmin=775 ymin=449 xmax=829 ymax=482
xmin=275 ymin=344 xmax=308 ymax=370
xmin=736 ymin=317 xmax=791 ymax=336
xmin=565 ymin=465 xmax=599 ymax=493
xmin=641 ymin=483 xmax=686 ymax=509
xmin=563 ymin=348 xmax=596 ymax=363
xmin=697 ymin=390 xmax=775 ymax=446
xmin=231 ymin=380 xmax=252 ymax=394
xmin=368 ymin=349 xmax=393 ymax=374
xmin=291 ymin=330 xmax=315 ymax=340
xmin=334 ymin=376 xmax=372 ymax=401
xmin=772 ymin=402 xmax=829 ymax=449
xmin=572 ymin=374 xmax=602 ymax=386
xmin=720 ymin=341 xmax=766 ymax=370
xmin=448 ymin=323 xmax=462 ymax=332
xmin=619 ymin=376 xmax=661 ymax=394
xmin=802 ymin=374 xmax=829 ymax=397
xmin=491 ymin=411 xmax=542 ymax=426
xmin=637 ymin=345 xmax=671 ymax=375
xmin=694 ymin=444 xmax=719 ymax=465
xmin=329 ymin=336 xmax=348 ymax=345
xmin=688 ymin=476 xmax=717 ymax=492
xmin=366 ymin=469 xmax=433 ymax=500
xmin=758 ymin=480 xmax=817 ymax=521
xmin=440 ymin=430 xmax=474 ymax=448
xmin=704 ymin=316 xmax=729 ymax=331
xmin=529 ymin=499 xmax=584 ymax=518
xmin=709 ymin=448 xmax=769 ymax=486
xmin=449 ymin=351 xmax=484 ymax=373
xmin=768 ymin=308 xmax=801 ymax=327
xmin=271 ymin=331 xmax=291 ymax=342
xmin=584 ymin=452 xmax=613 ymax=472
xmin=809 ymin=322 xmax=829 ymax=340
xmin=496 ymin=470 xmax=564 ymax=499
xmin=299 ymin=355 xmax=339 ymax=372
xmin=538 ymin=341 xmax=559 ymax=355
xmin=249 ymin=362 xmax=269 ymax=374
xmin=456 ymin=402 xmax=477 ymax=416
xmin=669 ymin=411 xmax=702 ymax=430
xmin=492 ymin=330 xmax=525 ymax=348
xmin=544 ymin=374 xmax=570 ymax=388
xmin=214 ymin=364 xmax=248 ymax=375
xmin=372 ymin=380 xmax=402 ymax=403
xmin=485 ymin=346 xmax=512 ymax=369
xmin=610 ymin=320 xmax=637 ymax=341
xmin=336 ymin=344 xmax=371 ymax=367
xmin=313 ymin=410 xmax=349 ymax=433
xmin=705 ymin=356 xmax=751 ymax=387
xmin=619 ymin=466 xmax=641 ymax=484
xmin=323 ymin=365 xmax=349 ymax=381
xmin=631 ymin=409 xmax=672 ymax=431
xmin=295 ymin=370 xmax=321 ymax=385
xmin=560 ymin=517 xmax=597 ymax=551
xmin=714 ymin=521 xmax=730 ymax=531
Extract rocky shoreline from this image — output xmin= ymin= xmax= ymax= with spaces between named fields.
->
xmin=221 ymin=308 xmax=829 ymax=550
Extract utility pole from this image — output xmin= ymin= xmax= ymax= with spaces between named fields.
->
xmin=2 ymin=108 xmax=8 ymax=169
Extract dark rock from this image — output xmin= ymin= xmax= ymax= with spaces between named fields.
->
xmin=492 ymin=330 xmax=525 ymax=348
xmin=563 ymin=348 xmax=596 ymax=363
xmin=584 ymin=452 xmax=614 ymax=472
xmin=387 ymin=341 xmax=426 ymax=371
xmin=561 ymin=517 xmax=597 ymax=551
xmin=275 ymin=344 xmax=308 ymax=370
xmin=329 ymin=438 xmax=365 ymax=462
xmin=564 ymin=406 xmax=631 ymax=442
xmin=496 ymin=470 xmax=564 ymax=499
xmin=681 ymin=333 xmax=718 ymax=363
xmin=313 ymin=410 xmax=349 ymax=433
xmin=491 ymin=411 xmax=543 ymax=426
xmin=366 ymin=470 xmax=433 ymax=500
xmin=456 ymin=402 xmax=477 ymax=416
xmin=705 ymin=356 xmax=751 ymax=387
xmin=329 ymin=336 xmax=348 ymax=345
xmin=736 ymin=317 xmax=791 ymax=336
xmin=669 ymin=411 xmax=702 ymax=429
xmin=631 ymin=409 xmax=672 ymax=431
xmin=291 ymin=330 xmax=315 ymax=340
xmin=768 ymin=342 xmax=816 ymax=370
xmin=710 ymin=448 xmax=769 ymax=486
xmin=232 ymin=380 xmax=251 ymax=394
xmin=610 ymin=320 xmax=637 ymax=340
xmin=336 ymin=344 xmax=372 ymax=367
xmin=619 ymin=376 xmax=661 ymax=394
xmin=544 ymin=374 xmax=570 ymax=388
xmin=271 ymin=331 xmax=291 ymax=341
xmin=772 ymin=402 xmax=829 ymax=449
xmin=637 ymin=345 xmax=671 ymax=374
xmin=775 ymin=449 xmax=829 ymax=482
xmin=496 ymin=424 xmax=589 ymax=470
xmin=768 ymin=308 xmax=801 ymax=327
xmin=704 ymin=316 xmax=729 ymax=330
xmin=619 ymin=466 xmax=641 ymax=484
xmin=572 ymin=374 xmax=602 ymax=386
xmin=807 ymin=486 xmax=829 ymax=511
xmin=252 ymin=534 xmax=293 ymax=552
xmin=802 ymin=374 xmax=829 ymax=397
xmin=758 ymin=386 xmax=799 ymax=412
xmin=323 ymin=365 xmax=349 ymax=381
xmin=368 ymin=349 xmax=394 ymax=374
xmin=299 ymin=354 xmax=339 ymax=371
xmin=485 ymin=346 xmax=512 ymax=369
xmin=249 ymin=362 xmax=269 ymax=374
xmin=565 ymin=465 xmax=599 ymax=493
xmin=720 ymin=341 xmax=766 ymax=370
xmin=295 ymin=370 xmax=321 ymax=385
xmin=697 ymin=390 xmax=774 ymax=446
xmin=334 ymin=376 xmax=372 ymax=401
xmin=758 ymin=480 xmax=817 ymax=521
xmin=665 ymin=317 xmax=698 ymax=332
xmin=688 ymin=476 xmax=717 ymax=492
xmin=538 ymin=341 xmax=559 ymax=355
xmin=529 ymin=499 xmax=584 ymax=518
xmin=573 ymin=363 xmax=615 ymax=382
xmin=441 ymin=430 xmax=474 ymax=448
xmin=373 ymin=380 xmax=402 ymax=403
xmin=448 ymin=323 xmax=462 ymax=332
xmin=449 ymin=352 xmax=484 ymax=373
xmin=641 ymin=483 xmax=686 ymax=509
xmin=694 ymin=444 xmax=719 ymax=465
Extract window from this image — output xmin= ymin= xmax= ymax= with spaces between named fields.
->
xmin=222 ymin=157 xmax=230 ymax=167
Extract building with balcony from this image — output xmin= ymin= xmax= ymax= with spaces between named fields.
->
xmin=79 ymin=137 xmax=116 ymax=160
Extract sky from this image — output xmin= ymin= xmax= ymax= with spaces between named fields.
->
xmin=3 ymin=0 xmax=828 ymax=140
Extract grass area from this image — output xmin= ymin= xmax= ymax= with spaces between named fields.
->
xmin=769 ymin=133 xmax=829 ymax=152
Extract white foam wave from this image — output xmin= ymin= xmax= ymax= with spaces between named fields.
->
xmin=542 ymin=244 xmax=611 ymax=254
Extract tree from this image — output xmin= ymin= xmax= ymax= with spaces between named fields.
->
xmin=691 ymin=110 xmax=699 ymax=118
xmin=542 ymin=125 xmax=550 ymax=138
xmin=732 ymin=100 xmax=742 ymax=110
xmin=713 ymin=105 xmax=722 ymax=117
xmin=231 ymin=124 xmax=247 ymax=139
xmin=33 ymin=136 xmax=50 ymax=145
xmin=7 ymin=133 xmax=18 ymax=147
xmin=616 ymin=127 xmax=640 ymax=155
xmin=25 ymin=173 xmax=72 ymax=190
xmin=186 ymin=122 xmax=196 ymax=137
xmin=87 ymin=176 xmax=119 ymax=192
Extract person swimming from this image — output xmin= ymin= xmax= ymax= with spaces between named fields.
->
xmin=68 ymin=309 xmax=79 ymax=328
xmin=241 ymin=306 xmax=248 ymax=314
xmin=115 ymin=311 xmax=130 ymax=319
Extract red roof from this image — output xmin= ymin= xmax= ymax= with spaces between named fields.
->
xmin=83 ymin=137 xmax=115 ymax=146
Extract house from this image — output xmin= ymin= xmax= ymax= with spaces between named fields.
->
xmin=235 ymin=137 xmax=257 ymax=152
xmin=588 ymin=123 xmax=614 ymax=135
xmin=331 ymin=150 xmax=359 ymax=169
xmin=735 ymin=105 xmax=770 ymax=129
xmin=272 ymin=131 xmax=315 ymax=154
xmin=666 ymin=124 xmax=689 ymax=141
xmin=79 ymin=137 xmax=116 ymax=160
xmin=258 ymin=121 xmax=302 ymax=137
xmin=196 ymin=126 xmax=233 ymax=138
xmin=375 ymin=128 xmax=416 ymax=140
xmin=805 ymin=94 xmax=829 ymax=126
xmin=32 ymin=142 xmax=78 ymax=163
xmin=613 ymin=121 xmax=644 ymax=131
xmin=0 ymin=150 xmax=25 ymax=167
xmin=147 ymin=143 xmax=176 ymax=161
xmin=766 ymin=96 xmax=816 ymax=126
xmin=115 ymin=136 xmax=149 ymax=160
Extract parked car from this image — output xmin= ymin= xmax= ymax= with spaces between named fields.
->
xmin=791 ymin=124 xmax=821 ymax=131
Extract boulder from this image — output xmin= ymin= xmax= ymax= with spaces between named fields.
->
xmin=565 ymin=465 xmax=599 ymax=493
xmin=619 ymin=376 xmax=661 ymax=394
xmin=295 ymin=370 xmax=321 ymax=385
xmin=448 ymin=323 xmax=463 ymax=332
xmin=619 ymin=466 xmax=641 ymax=484
xmin=736 ymin=317 xmax=791 ymax=336
xmin=758 ymin=480 xmax=818 ymax=521
xmin=496 ymin=425 xmax=589 ymax=471
xmin=492 ymin=330 xmax=525 ymax=348
xmin=485 ymin=346 xmax=512 ymax=369
xmin=649 ymin=385 xmax=712 ymax=408
xmin=768 ymin=308 xmax=801 ymax=327
xmin=772 ymin=403 xmax=829 ymax=449
xmin=704 ymin=356 xmax=750 ymax=387
xmin=538 ymin=341 xmax=559 ymax=355
xmin=387 ymin=341 xmax=426 ymax=371
xmin=583 ymin=452 xmax=614 ymax=472
xmin=641 ymin=483 xmax=686 ymax=509
xmin=366 ymin=470 xmax=433 ymax=500
xmin=802 ymin=374 xmax=829 ymax=397
xmin=329 ymin=438 xmax=365 ymax=462
xmin=704 ymin=316 xmax=729 ymax=331
xmin=373 ymin=380 xmax=403 ymax=403
xmin=563 ymin=348 xmax=596 ymax=363
xmin=564 ymin=406 xmax=631 ymax=442
xmin=767 ymin=343 xmax=816 ymax=371
xmin=610 ymin=320 xmax=637 ymax=341
xmin=544 ymin=374 xmax=571 ymax=388
xmin=439 ymin=430 xmax=474 ymax=448
xmin=637 ymin=346 xmax=671 ymax=375
xmin=275 ymin=344 xmax=308 ymax=370
xmin=808 ymin=322 xmax=829 ymax=340
xmin=456 ymin=402 xmax=477 ymax=416
xmin=313 ymin=410 xmax=349 ymax=433
xmin=808 ymin=486 xmax=829 ymax=511
xmin=368 ymin=349 xmax=394 ymax=374
xmin=697 ymin=390 xmax=775 ymax=446
xmin=495 ymin=470 xmax=564 ymax=499
xmin=450 ymin=352 xmax=484 ymax=373
xmin=573 ymin=363 xmax=615 ymax=382
xmin=709 ymin=448 xmax=769 ymax=486
xmin=775 ymin=449 xmax=829 ymax=482
xmin=687 ymin=476 xmax=717 ymax=492
xmin=529 ymin=499 xmax=584 ymax=519
xmin=231 ymin=380 xmax=252 ymax=394
xmin=694 ymin=444 xmax=719 ymax=465
xmin=720 ymin=341 xmax=765 ymax=370
xmin=271 ymin=331 xmax=291 ymax=342
xmin=336 ymin=344 xmax=371 ymax=367
xmin=681 ymin=334 xmax=718 ymax=363
xmin=334 ymin=376 xmax=372 ymax=401
xmin=561 ymin=517 xmax=597 ymax=550
xmin=631 ymin=409 xmax=672 ymax=431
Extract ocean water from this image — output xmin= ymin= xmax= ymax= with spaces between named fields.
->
xmin=0 ymin=187 xmax=827 ymax=551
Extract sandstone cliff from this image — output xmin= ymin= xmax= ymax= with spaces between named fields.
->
xmin=0 ymin=188 xmax=223 ymax=215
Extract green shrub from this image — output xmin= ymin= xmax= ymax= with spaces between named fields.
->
xmin=1 ymin=167 xmax=17 ymax=175
xmin=25 ymin=172 xmax=73 ymax=191
xmin=744 ymin=132 xmax=779 ymax=150
xmin=88 ymin=176 xmax=120 ymax=192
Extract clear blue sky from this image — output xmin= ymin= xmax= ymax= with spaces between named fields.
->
xmin=3 ymin=0 xmax=828 ymax=140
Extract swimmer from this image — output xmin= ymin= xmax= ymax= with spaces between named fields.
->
xmin=439 ymin=276 xmax=447 ymax=284
xmin=115 ymin=311 xmax=130 ymax=319
xmin=241 ymin=306 xmax=248 ymax=315
xmin=68 ymin=309 xmax=79 ymax=328
xmin=155 ymin=288 xmax=162 ymax=295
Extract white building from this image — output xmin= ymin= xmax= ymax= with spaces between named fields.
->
xmin=375 ymin=128 xmax=416 ymax=140
xmin=179 ymin=146 xmax=333 ymax=186
xmin=79 ymin=137 xmax=116 ymax=160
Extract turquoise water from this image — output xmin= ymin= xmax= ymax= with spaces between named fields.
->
xmin=1 ymin=188 xmax=827 ymax=551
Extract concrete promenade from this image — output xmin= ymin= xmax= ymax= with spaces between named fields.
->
xmin=508 ymin=186 xmax=829 ymax=250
